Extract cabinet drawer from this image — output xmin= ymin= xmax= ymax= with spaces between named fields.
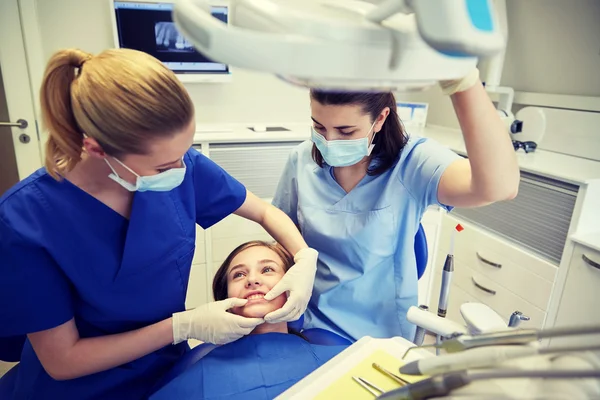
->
xmin=552 ymin=244 xmax=600 ymax=347
xmin=450 ymin=261 xmax=546 ymax=330
xmin=438 ymin=215 xmax=556 ymax=310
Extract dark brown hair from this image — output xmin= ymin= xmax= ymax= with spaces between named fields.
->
xmin=309 ymin=90 xmax=409 ymax=176
xmin=212 ymin=240 xmax=294 ymax=302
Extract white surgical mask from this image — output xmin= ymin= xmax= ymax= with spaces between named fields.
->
xmin=105 ymin=157 xmax=186 ymax=192
xmin=311 ymin=120 xmax=377 ymax=167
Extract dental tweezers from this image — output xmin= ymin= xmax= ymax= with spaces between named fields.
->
xmin=353 ymin=376 xmax=384 ymax=397
xmin=372 ymin=363 xmax=409 ymax=385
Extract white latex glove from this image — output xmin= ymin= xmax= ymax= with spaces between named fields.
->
xmin=439 ymin=68 xmax=481 ymax=96
xmin=172 ymin=298 xmax=264 ymax=345
xmin=263 ymin=247 xmax=318 ymax=324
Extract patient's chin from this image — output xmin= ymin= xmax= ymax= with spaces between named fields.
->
xmin=239 ymin=304 xmax=277 ymax=319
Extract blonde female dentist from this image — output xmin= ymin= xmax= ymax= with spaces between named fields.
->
xmin=0 ymin=48 xmax=317 ymax=399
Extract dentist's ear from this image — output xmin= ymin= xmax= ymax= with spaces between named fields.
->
xmin=374 ymin=107 xmax=390 ymax=133
xmin=83 ymin=136 xmax=107 ymax=159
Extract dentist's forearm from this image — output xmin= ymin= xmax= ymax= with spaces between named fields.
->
xmin=233 ymin=190 xmax=308 ymax=255
xmin=262 ymin=205 xmax=308 ymax=255
xmin=29 ymin=317 xmax=174 ymax=380
xmin=451 ymin=83 xmax=520 ymax=201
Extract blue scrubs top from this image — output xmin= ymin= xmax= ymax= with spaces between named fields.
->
xmin=150 ymin=333 xmax=347 ymax=400
xmin=272 ymin=136 xmax=460 ymax=342
xmin=0 ymin=149 xmax=247 ymax=400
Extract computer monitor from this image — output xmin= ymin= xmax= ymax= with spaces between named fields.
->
xmin=110 ymin=0 xmax=231 ymax=83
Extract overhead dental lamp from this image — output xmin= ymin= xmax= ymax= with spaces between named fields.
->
xmin=173 ymin=0 xmax=505 ymax=91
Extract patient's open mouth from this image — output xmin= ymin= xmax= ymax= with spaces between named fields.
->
xmin=244 ymin=291 xmax=266 ymax=301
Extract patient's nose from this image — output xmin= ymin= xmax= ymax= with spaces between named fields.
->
xmin=245 ymin=271 xmax=262 ymax=287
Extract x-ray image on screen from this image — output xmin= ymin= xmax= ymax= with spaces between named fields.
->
xmin=155 ymin=22 xmax=195 ymax=53
xmin=113 ymin=1 xmax=230 ymax=75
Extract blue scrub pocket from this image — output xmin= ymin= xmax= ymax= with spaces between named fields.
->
xmin=298 ymin=204 xmax=405 ymax=338
xmin=175 ymin=246 xmax=195 ymax=297
xmin=298 ymin=204 xmax=398 ymax=278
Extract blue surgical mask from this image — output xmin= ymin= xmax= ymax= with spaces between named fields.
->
xmin=311 ymin=121 xmax=377 ymax=167
xmin=105 ymin=157 xmax=186 ymax=192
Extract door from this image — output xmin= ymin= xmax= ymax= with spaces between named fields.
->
xmin=0 ymin=0 xmax=43 ymax=196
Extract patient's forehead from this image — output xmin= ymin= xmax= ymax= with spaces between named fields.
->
xmin=228 ymin=246 xmax=284 ymax=272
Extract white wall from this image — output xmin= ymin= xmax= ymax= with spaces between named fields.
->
xmin=397 ymin=0 xmax=600 ymax=131
xmin=33 ymin=0 xmax=600 ymax=130
xmin=35 ymin=0 xmax=310 ymax=125
xmin=502 ymin=0 xmax=600 ymax=97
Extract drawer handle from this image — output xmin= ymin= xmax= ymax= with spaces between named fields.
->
xmin=476 ymin=252 xmax=502 ymax=269
xmin=471 ymin=277 xmax=497 ymax=295
xmin=582 ymin=254 xmax=600 ymax=271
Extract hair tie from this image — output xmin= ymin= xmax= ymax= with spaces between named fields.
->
xmin=79 ymin=56 xmax=92 ymax=67
xmin=75 ymin=55 xmax=92 ymax=77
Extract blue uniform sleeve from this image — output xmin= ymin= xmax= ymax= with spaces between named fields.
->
xmin=272 ymin=148 xmax=299 ymax=225
xmin=187 ymin=149 xmax=247 ymax=229
xmin=397 ymin=136 xmax=461 ymax=211
xmin=0 ymin=218 xmax=74 ymax=336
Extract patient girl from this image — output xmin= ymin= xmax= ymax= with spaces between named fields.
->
xmin=150 ymin=241 xmax=348 ymax=400
xmin=212 ymin=240 xmax=293 ymax=334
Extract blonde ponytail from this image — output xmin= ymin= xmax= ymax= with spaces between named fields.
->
xmin=40 ymin=48 xmax=194 ymax=180
xmin=41 ymin=49 xmax=92 ymax=179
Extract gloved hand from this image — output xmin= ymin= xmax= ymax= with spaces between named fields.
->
xmin=263 ymin=247 xmax=318 ymax=323
xmin=439 ymin=68 xmax=481 ymax=96
xmin=172 ymin=298 xmax=264 ymax=345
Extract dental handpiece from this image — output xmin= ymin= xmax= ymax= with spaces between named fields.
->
xmin=437 ymin=224 xmax=462 ymax=319
xmin=401 ymin=324 xmax=600 ymax=360
xmin=400 ymin=345 xmax=536 ymax=375
xmin=437 ymin=254 xmax=453 ymax=318
xmin=376 ymin=370 xmax=600 ymax=400
xmin=455 ymin=324 xmax=600 ymax=351
xmin=400 ymin=343 xmax=600 ymax=376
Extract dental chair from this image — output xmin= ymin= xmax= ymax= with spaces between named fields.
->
xmin=150 ymin=326 xmax=353 ymax=395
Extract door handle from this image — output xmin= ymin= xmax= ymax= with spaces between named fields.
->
xmin=582 ymin=254 xmax=600 ymax=271
xmin=476 ymin=252 xmax=502 ymax=269
xmin=0 ymin=119 xmax=28 ymax=129
xmin=471 ymin=277 xmax=496 ymax=295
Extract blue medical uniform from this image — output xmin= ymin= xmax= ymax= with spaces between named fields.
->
xmin=0 ymin=149 xmax=247 ymax=399
xmin=150 ymin=333 xmax=347 ymax=400
xmin=272 ymin=136 xmax=460 ymax=341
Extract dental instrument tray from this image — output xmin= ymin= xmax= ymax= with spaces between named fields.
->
xmin=276 ymin=336 xmax=432 ymax=400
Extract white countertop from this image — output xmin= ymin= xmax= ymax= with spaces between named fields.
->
xmin=571 ymin=233 xmax=600 ymax=253
xmin=418 ymin=125 xmax=600 ymax=186
xmin=193 ymin=123 xmax=310 ymax=144
xmin=193 ymin=123 xmax=600 ymax=186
